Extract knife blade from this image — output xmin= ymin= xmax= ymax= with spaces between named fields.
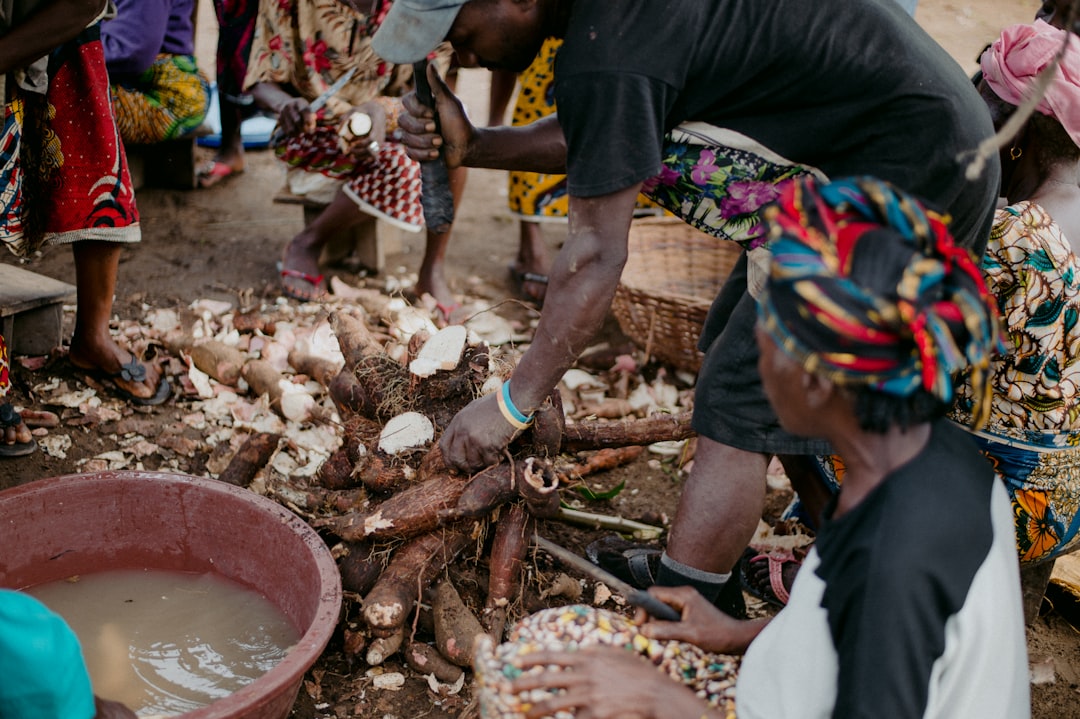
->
xmin=533 ymin=534 xmax=682 ymax=622
xmin=309 ymin=66 xmax=358 ymax=113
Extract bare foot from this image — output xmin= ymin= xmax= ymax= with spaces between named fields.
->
xmin=68 ymin=338 xmax=164 ymax=403
xmin=0 ymin=402 xmax=34 ymax=450
xmin=280 ymin=231 xmax=327 ymax=301
xmin=744 ymin=550 xmax=801 ymax=606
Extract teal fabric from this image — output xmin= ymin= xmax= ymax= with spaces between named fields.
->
xmin=0 ymin=590 xmax=96 ymax=719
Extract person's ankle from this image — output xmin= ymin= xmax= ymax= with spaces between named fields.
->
xmin=656 ymin=553 xmax=747 ymax=618
xmin=655 ymin=553 xmax=730 ymax=602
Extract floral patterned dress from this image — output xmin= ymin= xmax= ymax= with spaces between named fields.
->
xmin=814 ymin=203 xmax=1080 ymax=565
xmin=243 ymin=0 xmax=448 ymax=231
xmin=950 ymin=202 xmax=1080 ymax=563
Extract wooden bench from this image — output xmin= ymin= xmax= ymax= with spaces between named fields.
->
xmin=0 ymin=264 xmax=76 ymax=356
xmin=272 ymin=186 xmax=402 ymax=274
xmin=124 ymin=124 xmax=214 ymax=191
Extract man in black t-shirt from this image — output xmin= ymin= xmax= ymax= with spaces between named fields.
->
xmin=371 ymin=0 xmax=1001 ymax=610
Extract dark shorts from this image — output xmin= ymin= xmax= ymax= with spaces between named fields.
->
xmin=691 ymin=251 xmax=832 ymax=456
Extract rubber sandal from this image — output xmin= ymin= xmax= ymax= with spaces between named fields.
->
xmin=0 ymin=402 xmax=37 ymax=457
xmin=279 ymin=267 xmax=327 ymax=301
xmin=75 ymin=357 xmax=172 ymax=407
xmin=508 ymin=265 xmax=548 ymax=306
xmin=196 ymin=160 xmax=242 ymax=189
xmin=585 ymin=535 xmax=661 ymax=590
xmin=435 ymin=301 xmax=463 ymax=326
xmin=739 ymin=547 xmax=798 ymax=607
xmin=586 ymin=534 xmax=748 ymax=618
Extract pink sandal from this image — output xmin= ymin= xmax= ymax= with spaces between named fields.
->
xmin=739 ymin=547 xmax=798 ymax=607
xmin=279 ymin=267 xmax=327 ymax=301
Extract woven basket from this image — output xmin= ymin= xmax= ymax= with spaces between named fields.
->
xmin=612 ymin=217 xmax=743 ymax=373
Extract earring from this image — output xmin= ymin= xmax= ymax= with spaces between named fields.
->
xmin=1010 ymin=146 xmax=1022 ymax=160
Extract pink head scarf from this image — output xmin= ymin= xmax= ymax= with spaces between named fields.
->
xmin=981 ymin=19 xmax=1080 ymax=148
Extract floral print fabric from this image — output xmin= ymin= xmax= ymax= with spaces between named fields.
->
xmin=815 ymin=203 xmax=1080 ymax=563
xmin=244 ymin=0 xmax=413 ymax=123
xmin=950 ymin=202 xmax=1080 ymax=562
xmin=643 ymin=124 xmax=818 ymax=251
xmin=1 ymin=26 xmax=139 ymax=257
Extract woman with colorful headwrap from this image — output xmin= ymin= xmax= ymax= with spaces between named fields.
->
xmin=745 ymin=21 xmax=1080 ymax=605
xmin=471 ymin=176 xmax=1028 ymax=719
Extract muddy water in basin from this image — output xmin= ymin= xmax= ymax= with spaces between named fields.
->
xmin=28 ymin=568 xmax=300 ymax=717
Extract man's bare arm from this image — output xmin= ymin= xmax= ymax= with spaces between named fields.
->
xmin=0 ymin=0 xmax=108 ymax=74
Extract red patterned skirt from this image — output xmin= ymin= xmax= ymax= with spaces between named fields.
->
xmin=1 ymin=25 xmax=139 ymax=257
xmin=272 ymin=124 xmax=424 ymax=232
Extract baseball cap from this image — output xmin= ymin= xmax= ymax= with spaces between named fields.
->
xmin=371 ymin=0 xmax=470 ymax=65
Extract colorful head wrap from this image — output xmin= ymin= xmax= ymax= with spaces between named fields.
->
xmin=757 ymin=176 xmax=1001 ymax=428
xmin=981 ymin=19 xmax=1080 ymax=148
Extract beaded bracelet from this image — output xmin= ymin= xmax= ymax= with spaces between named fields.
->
xmin=496 ymin=380 xmax=533 ymax=431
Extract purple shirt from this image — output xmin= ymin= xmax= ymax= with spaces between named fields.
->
xmin=100 ymin=0 xmax=195 ymax=76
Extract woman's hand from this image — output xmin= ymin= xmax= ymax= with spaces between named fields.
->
xmin=398 ymin=63 xmax=475 ymax=168
xmin=636 ymin=585 xmax=767 ymax=655
xmin=509 ymin=645 xmax=710 ymax=719
xmin=438 ymin=392 xmax=518 ymax=474
xmin=338 ymin=100 xmax=387 ymax=161
xmin=276 ymin=97 xmax=315 ymax=136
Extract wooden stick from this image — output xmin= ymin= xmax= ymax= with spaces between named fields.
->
xmin=555 ymin=506 xmax=664 ymax=540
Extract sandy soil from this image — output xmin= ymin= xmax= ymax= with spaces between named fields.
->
xmin=2 ymin=1 xmax=1078 ymax=717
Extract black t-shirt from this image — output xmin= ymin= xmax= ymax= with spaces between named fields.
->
xmin=553 ymin=0 xmax=1000 ymax=251
xmin=737 ymin=419 xmax=1030 ymax=717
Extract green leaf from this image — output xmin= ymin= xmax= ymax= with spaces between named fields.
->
xmin=571 ymin=480 xmax=626 ymax=502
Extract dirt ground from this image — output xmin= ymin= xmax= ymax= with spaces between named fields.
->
xmin=2 ymin=1 xmax=1079 ymax=717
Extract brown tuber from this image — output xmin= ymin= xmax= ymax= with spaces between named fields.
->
xmin=337 ymin=540 xmax=384 ymax=596
xmin=561 ymin=410 xmax=695 ymax=452
xmin=315 ymin=469 xmax=471 ymax=541
xmin=483 ymin=502 xmax=532 ymax=640
xmin=432 ymin=578 xmax=486 ymax=667
xmin=361 ymin=527 xmax=473 ymax=639
xmin=404 ymin=641 xmax=465 ymax=683
xmin=215 ymin=432 xmax=280 ymax=488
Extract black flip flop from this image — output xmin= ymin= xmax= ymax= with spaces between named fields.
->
xmin=585 ymin=535 xmax=661 ymax=590
xmin=77 ymin=357 xmax=172 ymax=407
xmin=738 ymin=546 xmax=798 ymax=608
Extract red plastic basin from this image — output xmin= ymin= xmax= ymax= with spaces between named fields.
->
xmin=0 ymin=470 xmax=342 ymax=719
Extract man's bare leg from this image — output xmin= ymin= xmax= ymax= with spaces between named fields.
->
xmin=280 ymin=189 xmax=369 ymax=300
xmin=658 ymin=437 xmax=768 ymax=606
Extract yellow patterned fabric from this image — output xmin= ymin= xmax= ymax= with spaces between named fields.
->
xmin=507 ymin=39 xmax=658 ymax=220
xmin=507 ymin=38 xmax=568 ymax=220
xmin=110 ymin=54 xmax=210 ymax=144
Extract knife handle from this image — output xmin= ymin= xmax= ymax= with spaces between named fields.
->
xmin=627 ymin=589 xmax=682 ymax=622
xmin=412 ymin=59 xmax=455 ymax=234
